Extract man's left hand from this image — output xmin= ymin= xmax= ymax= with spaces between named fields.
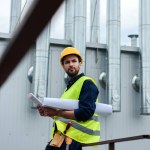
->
xmin=37 ymin=105 xmax=57 ymax=117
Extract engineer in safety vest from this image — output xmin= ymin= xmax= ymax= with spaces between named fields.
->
xmin=37 ymin=47 xmax=100 ymax=150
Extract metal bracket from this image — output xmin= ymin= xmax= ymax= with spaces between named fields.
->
xmin=132 ymin=74 xmax=140 ymax=92
xmin=99 ymin=72 xmax=106 ymax=88
xmin=27 ymin=66 xmax=34 ymax=83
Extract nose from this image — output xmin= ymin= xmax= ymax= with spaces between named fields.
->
xmin=69 ymin=61 xmax=73 ymax=66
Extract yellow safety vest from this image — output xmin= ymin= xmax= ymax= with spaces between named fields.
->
xmin=54 ymin=76 xmax=100 ymax=144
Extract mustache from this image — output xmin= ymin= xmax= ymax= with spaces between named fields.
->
xmin=68 ymin=66 xmax=74 ymax=69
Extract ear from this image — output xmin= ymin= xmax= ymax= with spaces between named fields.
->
xmin=62 ymin=64 xmax=65 ymax=70
xmin=79 ymin=61 xmax=82 ymax=67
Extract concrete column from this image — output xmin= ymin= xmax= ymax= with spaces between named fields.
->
xmin=9 ymin=0 xmax=21 ymax=33
xmin=139 ymin=0 xmax=150 ymax=115
xmin=90 ymin=0 xmax=100 ymax=43
xmin=106 ymin=0 xmax=121 ymax=112
xmin=73 ymin=0 xmax=86 ymax=73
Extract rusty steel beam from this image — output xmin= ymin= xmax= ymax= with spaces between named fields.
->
xmin=0 ymin=0 xmax=63 ymax=86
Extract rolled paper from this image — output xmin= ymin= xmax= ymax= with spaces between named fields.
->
xmin=28 ymin=93 xmax=112 ymax=115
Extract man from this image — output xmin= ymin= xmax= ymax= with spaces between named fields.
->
xmin=37 ymin=47 xmax=100 ymax=150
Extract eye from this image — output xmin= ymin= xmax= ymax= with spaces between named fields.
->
xmin=64 ymin=60 xmax=70 ymax=64
xmin=72 ymin=59 xmax=77 ymax=63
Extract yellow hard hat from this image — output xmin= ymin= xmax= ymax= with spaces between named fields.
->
xmin=60 ymin=47 xmax=83 ymax=65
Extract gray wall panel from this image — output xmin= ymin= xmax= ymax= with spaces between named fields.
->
xmin=0 ymin=48 xmax=50 ymax=150
xmin=105 ymin=52 xmax=150 ymax=150
xmin=1 ymin=43 xmax=150 ymax=150
xmin=84 ymin=50 xmax=150 ymax=150
xmin=86 ymin=48 xmax=106 ymax=103
xmin=47 ymin=45 xmax=67 ymax=98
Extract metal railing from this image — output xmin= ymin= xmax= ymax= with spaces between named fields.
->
xmin=81 ymin=135 xmax=150 ymax=150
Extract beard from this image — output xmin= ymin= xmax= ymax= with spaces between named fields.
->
xmin=66 ymin=67 xmax=80 ymax=77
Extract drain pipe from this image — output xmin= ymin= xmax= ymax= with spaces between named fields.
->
xmin=73 ymin=0 xmax=86 ymax=73
xmin=33 ymin=25 xmax=50 ymax=99
xmin=90 ymin=0 xmax=100 ymax=43
xmin=106 ymin=0 xmax=121 ymax=112
xmin=139 ymin=0 xmax=150 ymax=115
xmin=9 ymin=0 xmax=21 ymax=33
xmin=64 ymin=0 xmax=74 ymax=83
xmin=65 ymin=0 xmax=74 ymax=41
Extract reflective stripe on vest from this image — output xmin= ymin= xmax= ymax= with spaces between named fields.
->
xmin=56 ymin=117 xmax=100 ymax=136
xmin=54 ymin=76 xmax=100 ymax=143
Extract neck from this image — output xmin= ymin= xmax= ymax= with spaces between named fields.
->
xmin=68 ymin=71 xmax=81 ymax=79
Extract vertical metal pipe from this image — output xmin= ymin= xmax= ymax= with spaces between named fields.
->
xmin=106 ymin=0 xmax=121 ymax=111
xmin=33 ymin=25 xmax=50 ymax=98
xmin=139 ymin=0 xmax=150 ymax=115
xmin=64 ymin=0 xmax=75 ymax=83
xmin=9 ymin=0 xmax=21 ymax=33
xmin=90 ymin=0 xmax=100 ymax=43
xmin=128 ymin=34 xmax=139 ymax=47
xmin=20 ymin=0 xmax=34 ymax=20
xmin=65 ymin=0 xmax=74 ymax=41
xmin=73 ymin=0 xmax=86 ymax=72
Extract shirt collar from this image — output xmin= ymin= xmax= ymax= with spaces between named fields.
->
xmin=66 ymin=73 xmax=85 ymax=89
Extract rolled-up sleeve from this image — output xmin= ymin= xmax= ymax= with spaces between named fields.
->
xmin=74 ymin=80 xmax=99 ymax=121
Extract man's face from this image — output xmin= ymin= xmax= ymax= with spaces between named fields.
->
xmin=62 ymin=54 xmax=82 ymax=77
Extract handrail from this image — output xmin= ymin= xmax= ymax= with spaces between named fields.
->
xmin=81 ymin=135 xmax=150 ymax=150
